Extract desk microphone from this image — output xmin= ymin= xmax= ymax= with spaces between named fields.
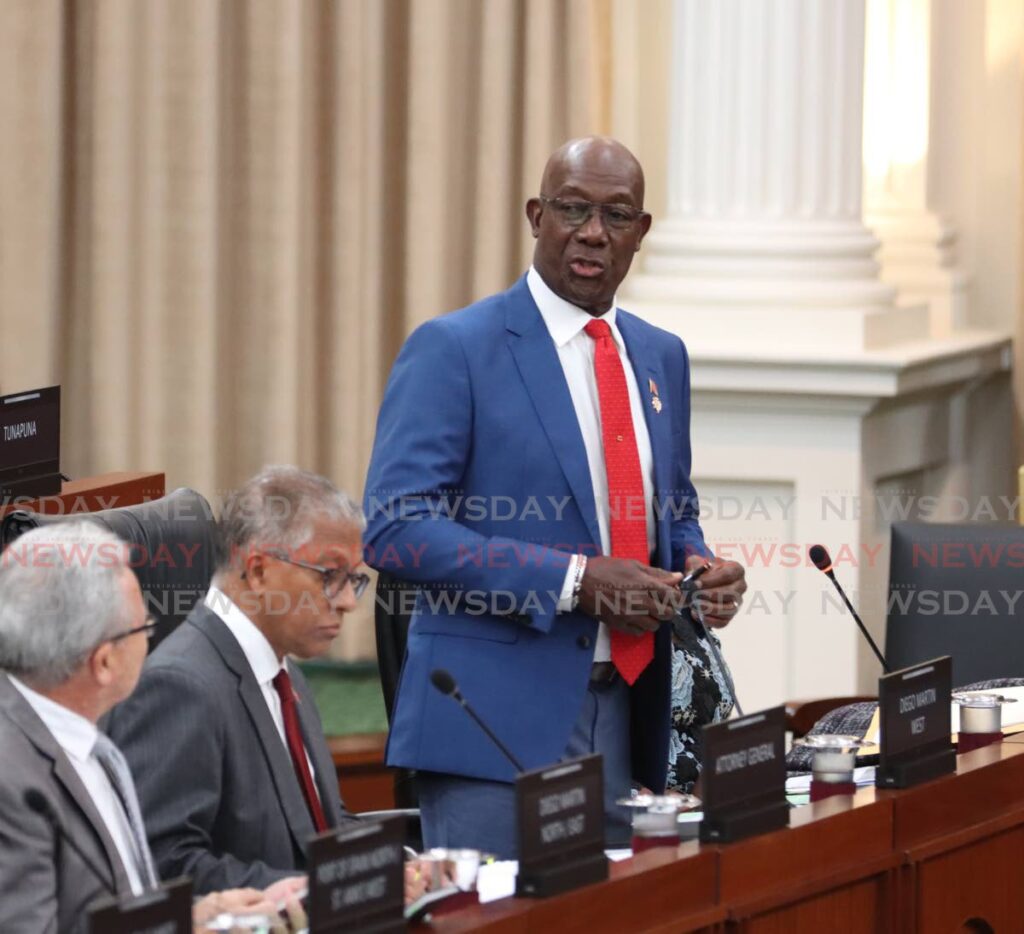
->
xmin=430 ymin=669 xmax=525 ymax=773
xmin=809 ymin=544 xmax=890 ymax=673
xmin=25 ymin=789 xmax=115 ymax=897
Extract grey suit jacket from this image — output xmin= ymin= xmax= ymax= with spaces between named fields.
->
xmin=0 ymin=675 xmax=134 ymax=933
xmin=106 ymin=604 xmax=354 ymax=894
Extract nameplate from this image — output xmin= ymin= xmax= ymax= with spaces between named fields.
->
xmin=87 ymin=877 xmax=191 ymax=934
xmin=516 ymin=753 xmax=608 ymax=898
xmin=307 ymin=815 xmax=405 ymax=933
xmin=877 ymin=655 xmax=956 ymax=788
xmin=700 ymin=705 xmax=788 ymax=844
xmin=0 ymin=385 xmax=60 ymax=500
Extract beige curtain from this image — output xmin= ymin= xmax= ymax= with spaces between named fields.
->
xmin=0 ymin=0 xmax=610 ymax=657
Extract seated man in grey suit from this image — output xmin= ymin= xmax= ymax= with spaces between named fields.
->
xmin=107 ymin=466 xmax=367 ymax=894
xmin=0 ymin=522 xmax=302 ymax=933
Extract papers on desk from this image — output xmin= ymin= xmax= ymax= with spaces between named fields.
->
xmin=473 ymin=847 xmax=666 ymax=903
xmin=475 ymin=831 xmax=711 ymax=903
xmin=476 ymin=860 xmax=518 ymax=904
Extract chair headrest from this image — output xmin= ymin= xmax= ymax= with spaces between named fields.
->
xmin=0 ymin=487 xmax=217 ymax=650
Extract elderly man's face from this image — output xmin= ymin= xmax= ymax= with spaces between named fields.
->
xmin=252 ymin=518 xmax=364 ymax=660
xmin=526 ymin=141 xmax=651 ymax=315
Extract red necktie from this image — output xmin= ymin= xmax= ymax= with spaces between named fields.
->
xmin=584 ymin=318 xmax=653 ymax=685
xmin=272 ymin=669 xmax=328 ymax=833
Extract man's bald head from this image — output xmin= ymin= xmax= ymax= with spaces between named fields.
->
xmin=540 ymin=137 xmax=646 ymax=207
xmin=527 ymin=137 xmax=652 ymax=315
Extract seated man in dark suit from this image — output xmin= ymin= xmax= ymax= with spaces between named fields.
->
xmin=0 ymin=522 xmax=302 ymax=933
xmin=107 ymin=466 xmax=369 ymax=894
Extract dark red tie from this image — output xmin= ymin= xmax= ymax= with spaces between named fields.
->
xmin=272 ymin=669 xmax=328 ymax=833
xmin=584 ymin=318 xmax=653 ymax=685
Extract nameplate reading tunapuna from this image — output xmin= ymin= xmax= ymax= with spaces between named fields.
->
xmin=87 ymin=877 xmax=192 ymax=934
xmin=876 ymin=655 xmax=955 ymax=789
xmin=516 ymin=753 xmax=608 ymax=898
xmin=307 ymin=816 xmax=405 ymax=933
xmin=0 ymin=385 xmax=61 ymax=500
xmin=700 ymin=705 xmax=788 ymax=844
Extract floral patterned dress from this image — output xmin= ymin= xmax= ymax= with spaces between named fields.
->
xmin=666 ymin=614 xmax=735 ymax=793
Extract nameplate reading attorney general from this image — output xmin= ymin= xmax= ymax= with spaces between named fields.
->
xmin=0 ymin=385 xmax=60 ymax=501
xmin=88 ymin=877 xmax=191 ymax=934
xmin=876 ymin=655 xmax=955 ymax=789
xmin=307 ymin=815 xmax=405 ymax=934
xmin=516 ymin=753 xmax=607 ymax=898
xmin=700 ymin=705 xmax=788 ymax=844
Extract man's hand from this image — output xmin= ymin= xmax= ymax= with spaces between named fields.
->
xmin=193 ymin=878 xmax=308 ymax=933
xmin=405 ymin=859 xmax=429 ymax=904
xmin=262 ymin=875 xmax=307 ymax=905
xmin=577 ymin=556 xmax=684 ymax=634
xmin=684 ymin=554 xmax=746 ymax=628
xmin=193 ymin=888 xmax=278 ymax=930
xmin=404 ymin=857 xmax=456 ymax=904
xmin=264 ymin=876 xmax=308 ymax=933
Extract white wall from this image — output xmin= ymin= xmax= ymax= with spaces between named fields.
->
xmin=930 ymin=0 xmax=1024 ymax=335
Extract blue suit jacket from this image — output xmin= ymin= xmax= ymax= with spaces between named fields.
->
xmin=363 ymin=275 xmax=708 ymax=792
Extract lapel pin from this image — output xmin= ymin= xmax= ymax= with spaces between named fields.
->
xmin=649 ymin=378 xmax=663 ymax=414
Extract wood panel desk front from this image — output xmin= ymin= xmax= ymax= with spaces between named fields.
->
xmin=431 ymin=743 xmax=1024 ymax=933
xmin=888 ymin=741 xmax=1024 ymax=932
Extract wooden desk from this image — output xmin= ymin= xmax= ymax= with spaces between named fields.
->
xmin=716 ymin=792 xmax=898 ymax=931
xmin=889 ymin=741 xmax=1024 ymax=932
xmin=327 ymin=732 xmax=395 ymax=813
xmin=0 ymin=471 xmax=166 ymax=517
xmin=431 ymin=742 xmax=1024 ymax=933
xmin=429 ymin=843 xmax=722 ymax=934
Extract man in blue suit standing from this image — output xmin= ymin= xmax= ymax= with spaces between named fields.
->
xmin=364 ymin=137 xmax=746 ymax=856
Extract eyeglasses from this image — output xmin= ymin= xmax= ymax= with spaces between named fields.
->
xmin=539 ymin=196 xmax=649 ymax=231
xmin=265 ymin=552 xmax=370 ymax=601
xmin=108 ymin=617 xmax=159 ymax=644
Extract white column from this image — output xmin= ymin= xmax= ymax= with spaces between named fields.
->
xmin=863 ymin=0 xmax=968 ymax=337
xmin=625 ymin=0 xmax=927 ymax=352
xmin=615 ymin=0 xmax=1012 ymax=710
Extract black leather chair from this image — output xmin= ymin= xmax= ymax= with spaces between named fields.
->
xmin=785 ymin=520 xmax=1024 ymax=771
xmin=886 ymin=521 xmax=1024 ymax=685
xmin=0 ymin=487 xmax=217 ymax=651
xmin=373 ymin=570 xmax=419 ymax=808
xmin=786 ymin=677 xmax=1024 ymax=772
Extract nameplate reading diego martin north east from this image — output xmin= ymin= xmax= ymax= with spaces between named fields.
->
xmin=516 ymin=753 xmax=607 ymax=897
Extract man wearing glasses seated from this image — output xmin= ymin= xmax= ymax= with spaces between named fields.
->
xmin=107 ymin=466 xmax=372 ymax=895
xmin=0 ymin=522 xmax=306 ymax=932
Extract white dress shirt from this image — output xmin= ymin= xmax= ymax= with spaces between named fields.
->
xmin=203 ymin=587 xmax=320 ymax=793
xmin=527 ymin=266 xmax=657 ymax=662
xmin=9 ymin=675 xmax=145 ymax=895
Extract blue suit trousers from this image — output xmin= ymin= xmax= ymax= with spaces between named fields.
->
xmin=417 ymin=674 xmax=633 ymax=858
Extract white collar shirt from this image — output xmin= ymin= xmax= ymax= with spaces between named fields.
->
xmin=526 ymin=266 xmax=657 ymax=662
xmin=8 ymin=675 xmax=146 ymax=895
xmin=203 ymin=587 xmax=320 ymax=792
